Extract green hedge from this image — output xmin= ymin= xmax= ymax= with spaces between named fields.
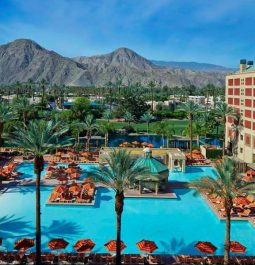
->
xmin=206 ymin=148 xmax=222 ymax=159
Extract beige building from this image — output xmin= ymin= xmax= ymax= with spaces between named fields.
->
xmin=226 ymin=59 xmax=255 ymax=163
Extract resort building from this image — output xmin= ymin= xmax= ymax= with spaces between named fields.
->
xmin=226 ymin=59 xmax=255 ymax=163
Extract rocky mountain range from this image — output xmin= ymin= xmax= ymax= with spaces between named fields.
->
xmin=0 ymin=39 xmax=228 ymax=88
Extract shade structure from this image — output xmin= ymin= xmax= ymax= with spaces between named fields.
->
xmin=74 ymin=239 xmax=95 ymax=253
xmin=136 ymin=240 xmax=158 ymax=253
xmin=54 ymin=186 xmax=66 ymax=193
xmin=104 ymin=240 xmax=126 ymax=252
xmin=230 ymin=241 xmax=246 ymax=253
xmin=14 ymin=238 xmax=34 ymax=251
xmin=194 ymin=241 xmax=217 ymax=254
xmin=70 ymin=173 xmax=81 ymax=179
xmin=48 ymin=239 xmax=69 ymax=250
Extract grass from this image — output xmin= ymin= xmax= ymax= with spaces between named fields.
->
xmin=97 ymin=119 xmax=189 ymax=135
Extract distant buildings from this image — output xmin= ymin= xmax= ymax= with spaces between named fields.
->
xmin=226 ymin=59 xmax=255 ymax=163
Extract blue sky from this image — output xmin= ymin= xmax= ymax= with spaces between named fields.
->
xmin=0 ymin=0 xmax=255 ymax=67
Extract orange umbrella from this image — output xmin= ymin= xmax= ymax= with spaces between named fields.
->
xmin=147 ymin=144 xmax=154 ymax=148
xmin=14 ymin=238 xmax=34 ymax=251
xmin=48 ymin=239 xmax=69 ymax=250
xmin=66 ymin=168 xmax=76 ymax=174
xmin=69 ymin=185 xmax=81 ymax=193
xmin=46 ymin=166 xmax=56 ymax=171
xmin=242 ymin=175 xmax=253 ymax=182
xmin=54 ymin=186 xmax=66 ymax=193
xmin=194 ymin=241 xmax=217 ymax=254
xmin=56 ymin=152 xmax=63 ymax=156
xmin=141 ymin=142 xmax=148 ymax=146
xmin=233 ymin=197 xmax=250 ymax=206
xmin=74 ymin=239 xmax=95 ymax=253
xmin=83 ymin=177 xmax=94 ymax=183
xmin=57 ymin=176 xmax=68 ymax=182
xmin=70 ymin=173 xmax=81 ymax=179
xmin=246 ymin=170 xmax=255 ymax=177
xmin=82 ymin=183 xmax=95 ymax=189
xmin=230 ymin=241 xmax=246 ymax=253
xmin=104 ymin=240 xmax=126 ymax=252
xmin=136 ymin=240 xmax=158 ymax=253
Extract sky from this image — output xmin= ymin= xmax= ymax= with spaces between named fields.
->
xmin=0 ymin=0 xmax=255 ymax=67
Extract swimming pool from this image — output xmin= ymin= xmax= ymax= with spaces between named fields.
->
xmin=0 ymin=186 xmax=255 ymax=255
xmin=16 ymin=162 xmax=98 ymax=180
xmin=170 ymin=166 xmax=219 ymax=182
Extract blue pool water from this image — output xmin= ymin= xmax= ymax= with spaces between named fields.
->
xmin=16 ymin=163 xmax=98 ymax=180
xmin=1 ymin=186 xmax=255 ymax=255
xmin=170 ymin=166 xmax=219 ymax=182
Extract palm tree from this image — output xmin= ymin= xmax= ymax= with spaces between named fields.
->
xmin=40 ymin=79 xmax=46 ymax=109
xmin=9 ymin=120 xmax=72 ymax=265
xmin=215 ymin=102 xmax=234 ymax=156
xmin=189 ymin=157 xmax=255 ymax=265
xmin=148 ymin=81 xmax=155 ymax=113
xmin=231 ymin=112 xmax=243 ymax=157
xmin=99 ymin=121 xmax=114 ymax=147
xmin=12 ymin=97 xmax=33 ymax=125
xmin=140 ymin=112 xmax=154 ymax=134
xmin=91 ymin=149 xmax=151 ymax=265
xmin=83 ymin=114 xmax=98 ymax=150
xmin=165 ymin=125 xmax=175 ymax=148
xmin=0 ymin=103 xmax=16 ymax=145
xmin=70 ymin=120 xmax=85 ymax=145
xmin=154 ymin=121 xmax=168 ymax=147
xmin=181 ymin=101 xmax=201 ymax=158
xmin=123 ymin=111 xmax=135 ymax=126
xmin=103 ymin=110 xmax=113 ymax=122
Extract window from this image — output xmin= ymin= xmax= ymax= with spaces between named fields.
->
xmin=228 ymin=98 xmax=233 ymax=104
xmin=245 ymin=88 xmax=252 ymax=96
xmin=240 ymin=135 xmax=243 ymax=141
xmin=234 ymin=98 xmax=240 ymax=105
xmin=245 ymin=110 xmax=252 ymax=118
xmin=245 ymin=99 xmax=252 ymax=107
xmin=228 ymin=88 xmax=233 ymax=95
xmin=228 ymin=79 xmax=233 ymax=86
xmin=245 ymin=120 xmax=251 ymax=129
xmin=245 ymin=134 xmax=251 ymax=146
xmin=234 ymin=88 xmax=240 ymax=95
xmin=234 ymin=78 xmax=240 ymax=86
xmin=245 ymin=77 xmax=252 ymax=86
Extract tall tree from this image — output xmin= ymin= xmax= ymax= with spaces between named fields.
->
xmin=91 ymin=149 xmax=151 ymax=265
xmin=181 ymin=101 xmax=201 ymax=158
xmin=9 ymin=120 xmax=72 ymax=265
xmin=154 ymin=121 xmax=168 ymax=147
xmin=99 ymin=121 xmax=114 ymax=147
xmin=148 ymin=81 xmax=155 ymax=113
xmin=83 ymin=114 xmax=98 ymax=150
xmin=123 ymin=111 xmax=135 ymax=126
xmin=12 ymin=97 xmax=33 ymax=125
xmin=215 ymin=102 xmax=234 ymax=156
xmin=140 ymin=112 xmax=154 ymax=134
xmin=189 ymin=158 xmax=255 ymax=265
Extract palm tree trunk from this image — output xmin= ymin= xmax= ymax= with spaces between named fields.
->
xmin=105 ymin=132 xmax=109 ymax=147
xmin=222 ymin=117 xmax=226 ymax=157
xmin=189 ymin=115 xmax=193 ymax=158
xmin=115 ymin=192 xmax=124 ymax=265
xmin=147 ymin=122 xmax=149 ymax=134
xmin=34 ymin=155 xmax=44 ymax=265
xmin=224 ymin=208 xmax=231 ymax=265
xmin=0 ymin=122 xmax=4 ymax=145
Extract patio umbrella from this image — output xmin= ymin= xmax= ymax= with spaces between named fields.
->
xmin=54 ymin=186 xmax=66 ymax=193
xmin=104 ymin=240 xmax=126 ymax=253
xmin=48 ymin=239 xmax=69 ymax=250
xmin=246 ymin=170 xmax=255 ymax=177
xmin=68 ymin=162 xmax=78 ymax=168
xmin=70 ymin=173 xmax=81 ymax=179
xmin=147 ymin=144 xmax=154 ymax=148
xmin=57 ymin=176 xmax=68 ymax=183
xmin=49 ymin=162 xmax=57 ymax=166
xmin=69 ymin=185 xmax=81 ymax=193
xmin=83 ymin=177 xmax=94 ymax=183
xmin=46 ymin=166 xmax=56 ymax=171
xmin=230 ymin=241 xmax=246 ymax=253
xmin=14 ymin=238 xmax=34 ymax=251
xmin=82 ymin=183 xmax=95 ymax=189
xmin=141 ymin=142 xmax=148 ymax=146
xmin=56 ymin=152 xmax=63 ymax=156
xmin=194 ymin=241 xmax=217 ymax=254
xmin=136 ymin=240 xmax=158 ymax=254
xmin=74 ymin=239 xmax=95 ymax=253
xmin=233 ymin=197 xmax=250 ymax=206
xmin=66 ymin=168 xmax=76 ymax=174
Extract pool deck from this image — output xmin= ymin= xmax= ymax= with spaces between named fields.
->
xmin=125 ymin=189 xmax=177 ymax=199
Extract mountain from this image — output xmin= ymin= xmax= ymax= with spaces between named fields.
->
xmin=151 ymin=60 xmax=234 ymax=72
xmin=0 ymin=39 xmax=93 ymax=86
xmin=0 ymin=39 xmax=227 ymax=87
